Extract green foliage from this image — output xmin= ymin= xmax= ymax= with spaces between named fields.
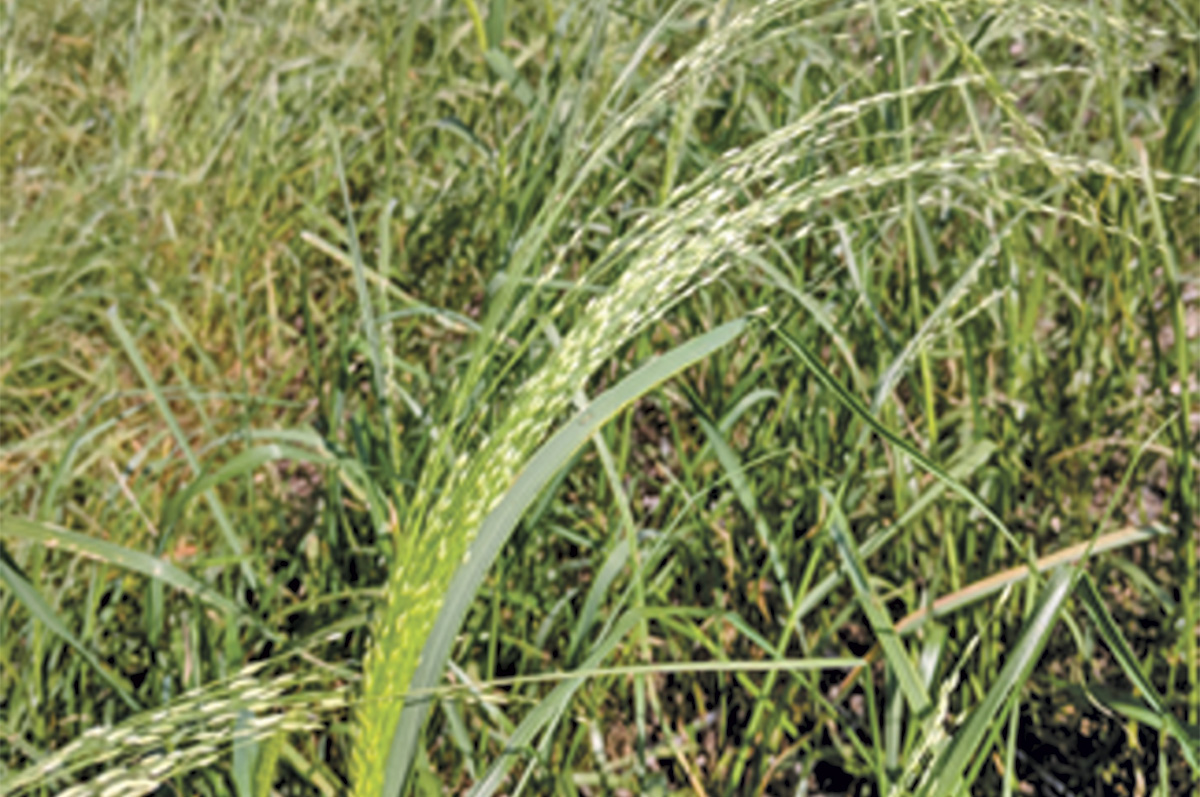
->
xmin=2 ymin=0 xmax=1198 ymax=794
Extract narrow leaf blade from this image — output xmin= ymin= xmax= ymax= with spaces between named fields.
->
xmin=380 ymin=318 xmax=748 ymax=795
xmin=919 ymin=567 xmax=1074 ymax=796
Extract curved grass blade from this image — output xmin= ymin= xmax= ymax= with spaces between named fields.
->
xmin=164 ymin=438 xmax=391 ymax=550
xmin=165 ymin=443 xmax=335 ymax=530
xmin=466 ymin=607 xmax=861 ymax=797
xmin=1076 ymin=685 xmax=1200 ymax=744
xmin=107 ymin=306 xmax=257 ymax=588
xmin=377 ymin=318 xmax=748 ymax=795
xmin=1 ymin=516 xmax=243 ymax=619
xmin=773 ymin=325 xmax=1034 ymax=571
xmin=825 ymin=492 xmax=930 ymax=714
xmin=0 ymin=542 xmax=139 ymax=710
xmin=1077 ymin=572 xmax=1199 ymax=772
xmin=39 ymin=411 xmax=122 ymax=522
xmin=916 ymin=566 xmax=1075 ymax=797
xmin=894 ymin=526 xmax=1164 ymax=636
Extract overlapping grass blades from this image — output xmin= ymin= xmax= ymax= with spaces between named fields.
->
xmin=4 ymin=0 xmax=1198 ymax=793
xmin=373 ymin=319 xmax=751 ymax=792
xmin=915 ymin=566 xmax=1076 ymax=796
xmin=1 ymin=517 xmax=244 ymax=619
xmin=0 ymin=546 xmax=139 ymax=713
xmin=352 ymin=11 xmax=1093 ymax=794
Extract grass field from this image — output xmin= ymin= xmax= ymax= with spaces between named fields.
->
xmin=2 ymin=0 xmax=1198 ymax=794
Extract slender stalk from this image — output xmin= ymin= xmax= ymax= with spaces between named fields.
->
xmin=1136 ymin=140 xmax=1197 ymax=726
xmin=886 ymin=0 xmax=939 ymax=446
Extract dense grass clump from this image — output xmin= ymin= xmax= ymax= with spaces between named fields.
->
xmin=2 ymin=1 xmax=1197 ymax=794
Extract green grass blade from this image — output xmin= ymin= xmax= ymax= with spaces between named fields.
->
xmin=280 ymin=739 xmax=346 ymax=796
xmin=375 ymin=318 xmax=748 ymax=795
xmin=233 ymin=708 xmax=260 ymax=797
xmin=918 ymin=566 xmax=1075 ymax=796
xmin=745 ymin=250 xmax=868 ymax=395
xmin=795 ymin=440 xmax=996 ymax=630
xmin=894 ymin=526 xmax=1165 ymax=635
xmin=564 ymin=533 xmax=629 ymax=664
xmin=825 ymin=492 xmax=930 ymax=715
xmin=1135 ymin=138 xmax=1197 ymax=727
xmin=0 ymin=542 xmax=139 ymax=710
xmin=870 ymin=207 xmax=1032 ymax=414
xmin=1 ymin=516 xmax=244 ymax=619
xmin=252 ymin=731 xmax=284 ymax=797
xmin=837 ymin=526 xmax=1162 ymax=699
xmin=774 ymin=325 xmax=1034 ymax=571
xmin=466 ymin=610 xmax=653 ymax=797
xmin=106 ymin=306 xmax=257 ymax=588
xmin=698 ymin=415 xmax=794 ymax=609
xmin=39 ymin=412 xmax=121 ymax=523
xmin=463 ymin=655 xmax=869 ymax=693
xmin=328 ymin=121 xmax=395 ymax=473
xmin=467 ymin=609 xmax=861 ymax=797
xmin=1076 ymin=572 xmax=1199 ymax=772
xmin=166 ymin=443 xmax=335 ymax=530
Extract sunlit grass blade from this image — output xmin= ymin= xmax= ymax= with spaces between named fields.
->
xmin=0 ymin=542 xmax=139 ymax=711
xmin=375 ymin=318 xmax=749 ymax=795
xmin=837 ymin=526 xmax=1162 ymax=696
xmin=825 ymin=492 xmax=930 ymax=715
xmin=774 ymin=325 xmax=1034 ymax=570
xmin=1 ymin=516 xmax=244 ymax=619
xmin=917 ymin=566 xmax=1075 ymax=796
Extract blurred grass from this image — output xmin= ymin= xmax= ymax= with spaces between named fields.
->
xmin=1 ymin=0 xmax=1198 ymax=794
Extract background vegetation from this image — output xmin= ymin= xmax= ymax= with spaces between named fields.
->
xmin=2 ymin=0 xmax=1197 ymax=794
